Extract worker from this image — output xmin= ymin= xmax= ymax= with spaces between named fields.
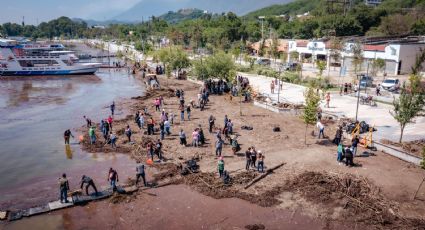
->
xmin=325 ymin=92 xmax=331 ymax=108
xmin=108 ymin=168 xmax=119 ymax=191
xmin=58 ymin=173 xmax=70 ymax=203
xmin=257 ymin=151 xmax=265 ymax=173
xmin=64 ymin=129 xmax=74 ymax=145
xmin=344 ymin=147 xmax=354 ymax=167
xmin=351 ymin=135 xmax=360 ymax=157
xmin=245 ymin=147 xmax=252 ymax=170
xmin=316 ymin=120 xmax=325 ymax=139
xmin=218 ymin=157 xmax=225 ymax=178
xmin=333 ymin=126 xmax=343 ymax=145
xmin=337 ymin=143 xmax=344 ymax=164
xmin=136 ymin=163 xmax=147 ymax=187
xmin=125 ymin=125 xmax=132 ymax=143
xmin=88 ymin=126 xmax=96 ymax=144
xmin=110 ymin=101 xmax=115 ymax=115
xmin=80 ymin=175 xmax=98 ymax=196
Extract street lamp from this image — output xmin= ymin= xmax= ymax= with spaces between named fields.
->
xmin=258 ymin=16 xmax=265 ymax=41
xmin=277 ymin=66 xmax=282 ymax=103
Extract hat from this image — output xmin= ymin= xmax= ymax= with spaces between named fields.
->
xmin=258 ymin=150 xmax=262 ymax=154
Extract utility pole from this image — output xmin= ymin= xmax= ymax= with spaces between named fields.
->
xmin=277 ymin=66 xmax=282 ymax=103
xmin=259 ymin=16 xmax=265 ymax=41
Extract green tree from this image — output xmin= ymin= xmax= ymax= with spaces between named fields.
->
xmin=329 ymin=37 xmax=342 ymax=70
xmin=390 ymin=75 xmax=425 ymax=143
xmin=316 ymin=60 xmax=326 ymax=76
xmin=370 ymin=58 xmax=385 ymax=77
xmin=290 ymin=51 xmax=299 ymax=62
xmin=154 ymin=46 xmax=190 ymax=78
xmin=270 ymin=36 xmax=280 ymax=64
xmin=351 ymin=41 xmax=363 ymax=76
xmin=244 ymin=54 xmax=256 ymax=69
xmin=194 ymin=51 xmax=236 ymax=81
xmin=302 ymin=87 xmax=320 ymax=144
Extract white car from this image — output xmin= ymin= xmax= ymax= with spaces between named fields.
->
xmin=381 ymin=78 xmax=400 ymax=91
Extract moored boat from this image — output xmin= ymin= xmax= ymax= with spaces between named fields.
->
xmin=0 ymin=38 xmax=101 ymax=76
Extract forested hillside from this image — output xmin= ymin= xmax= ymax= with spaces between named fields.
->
xmin=0 ymin=0 xmax=424 ymax=54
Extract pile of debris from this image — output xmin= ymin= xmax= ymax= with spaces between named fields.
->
xmin=275 ymin=102 xmax=304 ymax=110
xmin=344 ymin=121 xmax=377 ymax=134
xmin=284 ymin=171 xmax=425 ymax=228
xmin=381 ymin=139 xmax=425 ymax=157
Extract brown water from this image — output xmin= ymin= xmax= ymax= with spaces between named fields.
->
xmin=0 ymin=68 xmax=144 ymax=210
xmin=1 ymin=185 xmax=341 ymax=230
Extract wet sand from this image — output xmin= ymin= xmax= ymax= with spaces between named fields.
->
xmin=1 ymin=185 xmax=339 ymax=230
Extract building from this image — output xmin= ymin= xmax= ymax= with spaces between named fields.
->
xmin=284 ymin=36 xmax=425 ymax=76
xmin=342 ymin=38 xmax=425 ymax=76
xmin=365 ymin=0 xmax=382 ymax=6
xmin=249 ymin=39 xmax=290 ymax=57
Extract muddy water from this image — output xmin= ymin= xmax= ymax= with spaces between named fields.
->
xmin=0 ymin=69 xmax=144 ymax=210
xmin=1 ymin=185 xmax=340 ymax=230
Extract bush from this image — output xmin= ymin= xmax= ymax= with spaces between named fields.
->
xmin=236 ymin=65 xmax=252 ymax=73
xmin=282 ymin=72 xmax=300 ymax=83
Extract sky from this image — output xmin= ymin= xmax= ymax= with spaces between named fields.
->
xmin=0 ymin=0 xmax=141 ymax=24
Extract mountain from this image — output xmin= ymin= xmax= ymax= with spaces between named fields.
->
xmin=72 ymin=18 xmax=135 ymax=27
xmin=113 ymin=0 xmax=294 ymax=21
xmin=244 ymin=0 xmax=321 ymax=19
xmin=159 ymin=8 xmax=206 ymax=24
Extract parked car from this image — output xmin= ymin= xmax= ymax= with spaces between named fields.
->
xmin=381 ymin=78 xmax=400 ymax=91
xmin=255 ymin=58 xmax=271 ymax=66
xmin=281 ymin=62 xmax=299 ymax=71
xmin=358 ymin=74 xmax=374 ymax=89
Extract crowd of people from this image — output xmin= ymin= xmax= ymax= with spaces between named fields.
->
xmin=60 ymin=68 xmax=369 ymax=206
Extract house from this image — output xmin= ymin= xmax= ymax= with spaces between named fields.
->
xmin=249 ymin=39 xmax=290 ymax=57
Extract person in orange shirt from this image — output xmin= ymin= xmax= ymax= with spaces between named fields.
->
xmin=325 ymin=92 xmax=331 ymax=108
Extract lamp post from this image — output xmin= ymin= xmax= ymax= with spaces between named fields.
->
xmin=277 ymin=66 xmax=282 ymax=103
xmin=258 ymin=16 xmax=265 ymax=42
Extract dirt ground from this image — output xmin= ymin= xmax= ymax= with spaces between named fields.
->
xmin=8 ymin=74 xmax=425 ymax=229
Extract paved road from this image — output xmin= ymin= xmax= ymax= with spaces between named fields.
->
xmin=242 ymin=72 xmax=425 ymax=142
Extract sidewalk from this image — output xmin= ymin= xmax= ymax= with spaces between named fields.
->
xmin=241 ymin=72 xmax=425 ymax=142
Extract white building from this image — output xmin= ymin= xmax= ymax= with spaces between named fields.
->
xmin=286 ymin=37 xmax=425 ymax=76
xmin=342 ymin=40 xmax=425 ymax=75
xmin=365 ymin=0 xmax=382 ymax=7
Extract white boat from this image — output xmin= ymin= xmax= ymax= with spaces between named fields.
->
xmin=0 ymin=38 xmax=101 ymax=76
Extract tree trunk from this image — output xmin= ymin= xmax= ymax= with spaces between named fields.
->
xmin=305 ymin=124 xmax=308 ymax=145
xmin=399 ymin=124 xmax=405 ymax=143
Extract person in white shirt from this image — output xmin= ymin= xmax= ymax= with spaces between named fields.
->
xmin=164 ymin=120 xmax=171 ymax=135
xmin=316 ymin=121 xmax=325 ymax=139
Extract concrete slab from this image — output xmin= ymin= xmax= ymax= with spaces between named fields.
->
xmin=0 ymin=211 xmax=7 ymax=220
xmin=72 ymin=189 xmax=113 ymax=205
xmin=48 ymin=198 xmax=74 ymax=211
xmin=8 ymin=210 xmax=25 ymax=221
xmin=24 ymin=204 xmax=50 ymax=217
